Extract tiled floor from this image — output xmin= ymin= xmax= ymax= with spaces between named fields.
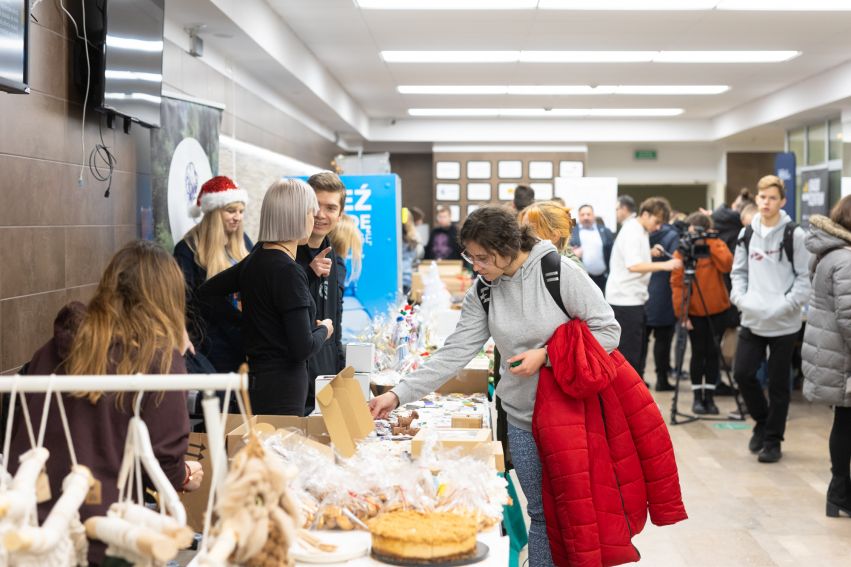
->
xmin=630 ymin=385 xmax=851 ymax=567
xmin=509 ymin=353 xmax=851 ymax=567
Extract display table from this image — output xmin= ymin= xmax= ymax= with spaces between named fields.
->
xmin=294 ymin=527 xmax=509 ymax=566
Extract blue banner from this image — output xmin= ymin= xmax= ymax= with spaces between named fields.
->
xmin=339 ymin=174 xmax=401 ymax=319
xmin=774 ymin=152 xmax=796 ymax=220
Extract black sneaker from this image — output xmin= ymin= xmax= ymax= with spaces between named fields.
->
xmin=692 ymin=398 xmax=708 ymax=415
xmin=655 ymin=381 xmax=676 ymax=392
xmin=758 ymin=444 xmax=782 ymax=463
xmin=748 ymin=426 xmax=765 ymax=454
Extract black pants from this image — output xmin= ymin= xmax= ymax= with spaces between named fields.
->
xmin=249 ymin=365 xmax=310 ymax=416
xmin=831 ymin=406 xmax=851 ymax=478
xmin=589 ymin=273 xmax=607 ymax=293
xmin=733 ymin=327 xmax=798 ymax=444
xmin=640 ymin=325 xmax=674 ymax=385
xmin=612 ymin=305 xmax=646 ymax=377
xmin=689 ymin=314 xmax=725 ymax=388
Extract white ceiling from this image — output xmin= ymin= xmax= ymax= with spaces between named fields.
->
xmin=167 ymin=1 xmax=851 ymax=145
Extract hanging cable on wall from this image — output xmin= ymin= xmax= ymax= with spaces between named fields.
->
xmin=88 ymin=116 xmax=116 ymax=198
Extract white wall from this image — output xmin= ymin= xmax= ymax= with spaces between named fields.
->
xmin=586 ymin=143 xmax=723 ymax=185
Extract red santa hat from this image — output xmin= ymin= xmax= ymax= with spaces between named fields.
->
xmin=190 ymin=176 xmax=249 ymax=218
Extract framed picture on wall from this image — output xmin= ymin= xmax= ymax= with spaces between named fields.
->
xmin=559 ymin=160 xmax=584 ymax=178
xmin=436 ymin=183 xmax=461 ymax=201
xmin=449 ymin=205 xmax=461 ymax=222
xmin=467 ymin=160 xmax=492 ymax=179
xmin=467 ymin=182 xmax=492 ymax=201
xmin=529 ymin=161 xmax=553 ymax=179
xmin=467 ymin=204 xmax=481 ymax=216
xmin=531 ymin=182 xmax=554 ymax=200
xmin=498 ymin=183 xmax=516 ymax=201
xmin=498 ymin=160 xmax=522 ymax=179
xmin=436 ymin=161 xmax=461 ymax=180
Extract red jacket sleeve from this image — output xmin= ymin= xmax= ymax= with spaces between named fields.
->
xmin=142 ymin=350 xmax=190 ymax=490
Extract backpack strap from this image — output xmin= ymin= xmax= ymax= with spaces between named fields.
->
xmin=476 ymin=277 xmax=491 ymax=316
xmin=782 ymin=222 xmax=798 ymax=276
xmin=541 ymin=250 xmax=568 ymax=317
xmin=737 ymin=224 xmax=754 ymax=253
xmin=477 ymin=250 xmax=569 ymax=318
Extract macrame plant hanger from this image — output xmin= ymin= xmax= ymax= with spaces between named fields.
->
xmin=84 ymin=391 xmax=194 ymax=567
xmin=1 ymin=376 xmax=94 ymax=567
xmin=191 ymin=369 xmax=301 ymax=567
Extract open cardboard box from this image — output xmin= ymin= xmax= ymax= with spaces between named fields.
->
xmin=226 ymin=414 xmax=330 ymax=458
xmin=316 ymin=366 xmax=375 ymax=458
xmin=410 ymin=428 xmax=492 ymax=459
xmin=436 ymin=356 xmax=489 ymax=395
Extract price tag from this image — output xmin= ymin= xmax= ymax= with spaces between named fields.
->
xmin=36 ymin=470 xmax=51 ymax=503
xmin=85 ymin=477 xmax=102 ymax=506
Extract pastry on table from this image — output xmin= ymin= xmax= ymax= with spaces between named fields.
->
xmin=367 ymin=510 xmax=477 ymax=561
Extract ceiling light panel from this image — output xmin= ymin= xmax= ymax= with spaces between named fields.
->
xmin=356 ymin=0 xmax=537 ymax=8
xmin=408 ymin=108 xmax=684 ymax=117
xmin=716 ymin=0 xmax=851 ymax=10
xmin=382 ymin=51 xmax=800 ymax=63
xmin=398 ymin=85 xmax=729 ymax=95
xmin=538 ymin=0 xmax=717 ymax=9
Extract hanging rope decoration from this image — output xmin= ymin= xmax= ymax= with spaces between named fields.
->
xmin=84 ymin=392 xmax=193 ymax=566
xmin=194 ymin=380 xmax=301 ymax=567
xmin=0 ymin=379 xmax=93 ymax=566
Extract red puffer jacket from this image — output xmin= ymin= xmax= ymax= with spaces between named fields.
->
xmin=532 ymin=320 xmax=687 ymax=567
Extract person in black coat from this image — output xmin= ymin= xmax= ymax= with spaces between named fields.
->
xmin=297 ymin=172 xmax=348 ymax=414
xmin=174 ymin=176 xmax=252 ymax=373
xmin=641 ymin=222 xmax=680 ymax=391
xmin=709 ymin=188 xmax=755 ymax=254
xmin=200 ymin=179 xmax=334 ymax=416
xmin=424 ymin=205 xmax=462 ymax=260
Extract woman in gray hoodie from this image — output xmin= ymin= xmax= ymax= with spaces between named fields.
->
xmin=370 ymin=206 xmax=620 ymax=567
xmin=802 ymin=195 xmax=851 ymax=518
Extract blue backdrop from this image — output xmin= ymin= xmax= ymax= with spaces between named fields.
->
xmin=774 ymin=152 xmax=797 ymax=220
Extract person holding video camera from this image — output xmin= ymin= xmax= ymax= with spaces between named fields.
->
xmin=671 ymin=212 xmax=733 ymax=415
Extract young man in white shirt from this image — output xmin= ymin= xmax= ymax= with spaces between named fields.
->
xmin=606 ymin=197 xmax=682 ymax=376
xmin=731 ymin=175 xmax=811 ymax=463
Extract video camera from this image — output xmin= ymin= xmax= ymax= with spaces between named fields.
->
xmin=672 ymin=220 xmax=719 ymax=263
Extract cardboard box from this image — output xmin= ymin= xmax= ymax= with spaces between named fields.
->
xmin=451 ymin=414 xmax=484 ymax=429
xmin=410 ymin=428 xmax=492 ymax=459
xmin=226 ymin=415 xmax=329 ymax=458
xmin=346 ymin=343 xmax=375 ymax=373
xmin=491 ymin=441 xmax=505 ymax=472
xmin=316 ymin=367 xmax=375 ymax=458
xmin=180 ymin=432 xmax=211 ymax=533
xmin=436 ymin=357 xmax=489 ymax=395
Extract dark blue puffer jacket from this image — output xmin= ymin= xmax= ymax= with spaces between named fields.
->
xmin=646 ymin=224 xmax=679 ymax=327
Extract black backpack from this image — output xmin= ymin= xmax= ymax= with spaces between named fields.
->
xmin=737 ymin=223 xmax=798 ymax=276
xmin=476 ymin=250 xmax=568 ymax=317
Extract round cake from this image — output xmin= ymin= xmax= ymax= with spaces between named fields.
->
xmin=368 ymin=510 xmax=477 ymax=562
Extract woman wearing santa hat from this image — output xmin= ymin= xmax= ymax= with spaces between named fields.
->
xmin=174 ymin=175 xmax=253 ymax=373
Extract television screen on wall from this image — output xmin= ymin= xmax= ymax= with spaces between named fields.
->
xmin=81 ymin=0 xmax=164 ymax=128
xmin=0 ymin=0 xmax=30 ymax=94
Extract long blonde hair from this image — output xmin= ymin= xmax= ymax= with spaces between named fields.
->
xmin=67 ymin=240 xmax=186 ymax=403
xmin=184 ymin=203 xmax=249 ymax=279
xmin=519 ymin=201 xmax=576 ymax=253
xmin=329 ymin=214 xmax=363 ymax=285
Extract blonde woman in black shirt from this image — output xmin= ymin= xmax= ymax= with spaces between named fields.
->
xmin=201 ymin=179 xmax=334 ymax=415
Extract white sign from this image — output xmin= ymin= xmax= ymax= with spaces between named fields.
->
xmin=842 ymin=177 xmax=851 ymax=199
xmin=554 ymin=177 xmax=619 ymax=231
xmin=167 ymin=137 xmax=212 ymax=243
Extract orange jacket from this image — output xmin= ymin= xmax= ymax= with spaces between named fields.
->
xmin=671 ymin=238 xmax=733 ymax=318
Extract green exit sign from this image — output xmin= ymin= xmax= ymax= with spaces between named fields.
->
xmin=634 ymin=149 xmax=657 ymax=160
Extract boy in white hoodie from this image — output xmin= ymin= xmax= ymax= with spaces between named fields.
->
xmin=731 ymin=175 xmax=812 ymax=463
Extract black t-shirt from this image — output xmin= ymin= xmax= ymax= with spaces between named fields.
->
xmin=199 ymin=247 xmax=327 ymax=373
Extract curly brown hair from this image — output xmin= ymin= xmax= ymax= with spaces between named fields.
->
xmin=459 ymin=206 xmax=537 ymax=263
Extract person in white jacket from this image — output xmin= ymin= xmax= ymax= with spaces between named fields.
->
xmin=731 ymin=175 xmax=812 ymax=464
